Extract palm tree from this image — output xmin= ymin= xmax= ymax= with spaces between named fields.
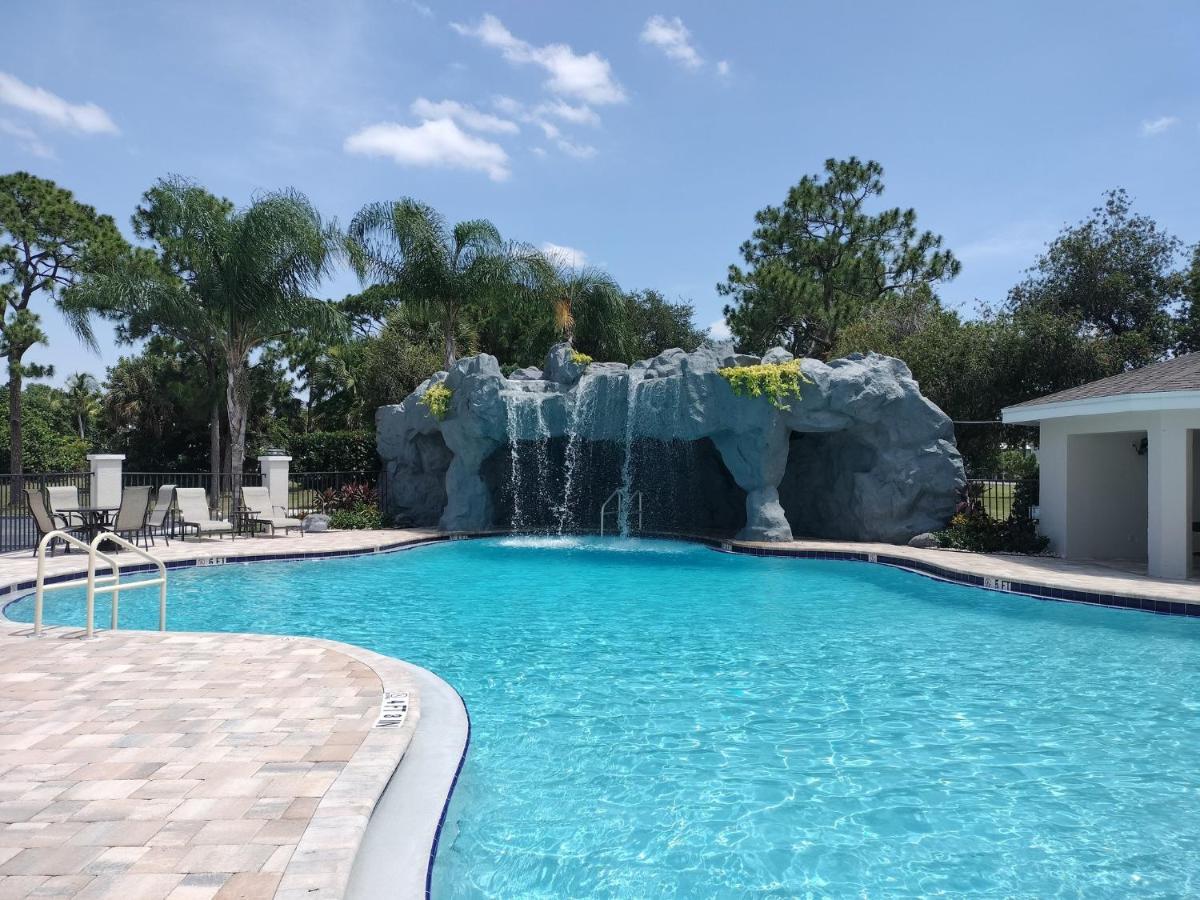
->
xmin=67 ymin=176 xmax=346 ymax=485
xmin=348 ymin=199 xmax=541 ymax=370
xmin=60 ymin=372 xmax=100 ymax=439
xmin=537 ymin=250 xmax=630 ymax=361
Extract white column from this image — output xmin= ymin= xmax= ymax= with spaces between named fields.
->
xmin=258 ymin=455 xmax=292 ymax=513
xmin=1147 ymin=419 xmax=1192 ymax=580
xmin=86 ymin=454 xmax=125 ymax=509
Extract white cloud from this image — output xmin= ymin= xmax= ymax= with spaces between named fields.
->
xmin=541 ymin=242 xmax=588 ymax=268
xmin=1141 ymin=115 xmax=1179 ymax=136
xmin=0 ymin=119 xmax=53 ymax=158
xmin=410 ymin=97 xmax=518 ymax=134
xmin=452 ymin=14 xmax=626 ymax=105
xmin=640 ymin=15 xmax=703 ymax=70
xmin=716 ymin=60 xmax=731 ymax=77
xmin=404 ymin=0 xmax=433 ymax=17
xmin=344 ymin=118 xmax=511 ymax=181
xmin=555 ymin=139 xmax=596 ymax=159
xmin=708 ymin=318 xmax=733 ymax=341
xmin=536 ymin=99 xmax=599 ymax=127
xmin=533 ymin=118 xmax=560 ymax=140
xmin=530 ymin=146 xmax=547 ymax=158
xmin=0 ymin=71 xmax=117 ymax=134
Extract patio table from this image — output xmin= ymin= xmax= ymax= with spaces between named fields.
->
xmin=70 ymin=506 xmax=119 ymax=543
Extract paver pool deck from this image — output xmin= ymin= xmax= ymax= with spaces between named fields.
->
xmin=1 ymin=527 xmax=1198 ymax=899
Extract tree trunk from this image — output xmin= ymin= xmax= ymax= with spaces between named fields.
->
xmin=443 ymin=303 xmax=457 ymax=370
xmin=77 ymin=413 xmax=85 ymax=440
xmin=8 ymin=352 xmax=22 ymax=498
xmin=225 ymin=354 xmax=249 ymax=501
xmin=209 ymin=393 xmax=222 ymax=512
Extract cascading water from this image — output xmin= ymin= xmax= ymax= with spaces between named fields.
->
xmin=506 ymin=390 xmax=551 ymax=532
xmin=617 ymin=369 xmax=646 ymax=536
xmin=556 ymin=373 xmax=600 ymax=534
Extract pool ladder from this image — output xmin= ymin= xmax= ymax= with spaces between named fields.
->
xmin=599 ymin=489 xmax=643 ymax=536
xmin=32 ymin=530 xmax=168 ymax=639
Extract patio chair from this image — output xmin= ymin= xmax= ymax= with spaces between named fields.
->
xmin=175 ymin=487 xmax=235 ymax=541
xmin=109 ymin=485 xmax=154 ymax=549
xmin=240 ymin=485 xmax=304 ymax=537
xmin=46 ymin=485 xmax=84 ymax=527
xmin=25 ymin=487 xmax=87 ymax=556
xmin=145 ymin=484 xmax=175 ymax=546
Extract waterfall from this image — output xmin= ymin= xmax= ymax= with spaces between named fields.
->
xmin=506 ymin=391 xmax=551 ymax=532
xmin=617 ymin=370 xmax=646 ymax=536
xmin=556 ymin=373 xmax=599 ymax=534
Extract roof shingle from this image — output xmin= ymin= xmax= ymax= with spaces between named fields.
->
xmin=1009 ymin=352 xmax=1200 ymax=408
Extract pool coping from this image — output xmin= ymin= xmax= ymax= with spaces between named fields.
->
xmin=2 ymin=528 xmax=1198 ymax=898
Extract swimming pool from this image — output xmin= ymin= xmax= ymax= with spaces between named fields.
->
xmin=8 ymin=536 xmax=1200 ymax=897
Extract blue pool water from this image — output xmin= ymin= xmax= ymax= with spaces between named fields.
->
xmin=8 ymin=536 xmax=1200 ymax=897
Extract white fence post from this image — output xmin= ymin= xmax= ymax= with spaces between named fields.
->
xmin=259 ymin=453 xmax=292 ymax=514
xmin=86 ymin=454 xmax=125 ymax=508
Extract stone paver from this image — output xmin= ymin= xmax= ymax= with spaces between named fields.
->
xmin=0 ymin=530 xmax=430 ymax=899
xmin=735 ymin=537 xmax=1200 ymax=604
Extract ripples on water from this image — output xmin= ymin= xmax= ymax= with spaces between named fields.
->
xmin=10 ymin=537 xmax=1200 ymax=898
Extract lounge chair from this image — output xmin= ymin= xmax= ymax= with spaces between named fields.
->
xmin=26 ymin=487 xmax=87 ymax=556
xmin=145 ymin=484 xmax=175 ymax=546
xmin=46 ymin=485 xmax=84 ymax=527
xmin=109 ymin=485 xmax=154 ymax=549
xmin=175 ymin=487 xmax=235 ymax=541
xmin=240 ymin=485 xmax=304 ymax=537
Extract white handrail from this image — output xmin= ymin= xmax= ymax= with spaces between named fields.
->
xmin=33 ymin=531 xmax=167 ymax=639
xmin=89 ymin=532 xmax=167 ymax=635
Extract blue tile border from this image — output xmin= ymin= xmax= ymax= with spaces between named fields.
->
xmin=712 ymin=542 xmax=1200 ymax=618
xmin=5 ymin=529 xmax=1198 ymax=628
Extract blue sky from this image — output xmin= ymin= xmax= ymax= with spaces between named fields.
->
xmin=2 ymin=0 xmax=1199 ymax=383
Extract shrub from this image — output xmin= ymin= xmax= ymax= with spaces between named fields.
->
xmin=329 ymin=503 xmax=383 ymax=530
xmin=934 ymin=482 xmax=1049 ymax=554
xmin=316 ymin=481 xmax=377 ymax=514
xmin=419 ymin=384 xmax=453 ymax=420
xmin=570 ymin=350 xmax=593 ymax=366
xmin=287 ymin=430 xmax=378 ymax=473
xmin=717 ymin=359 xmax=811 ymax=411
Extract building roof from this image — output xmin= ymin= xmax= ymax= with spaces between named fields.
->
xmin=1007 ymin=352 xmax=1200 ymax=410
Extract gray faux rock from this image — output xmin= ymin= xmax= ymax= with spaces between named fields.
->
xmin=303 ymin=513 xmax=331 ymax=533
xmin=761 ymin=347 xmax=795 ymax=364
xmin=376 ymin=346 xmax=965 ymax=543
xmin=908 ymin=532 xmax=940 ymax=549
xmin=509 ymin=366 xmax=544 ymax=381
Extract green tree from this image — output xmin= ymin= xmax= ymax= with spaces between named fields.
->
xmin=1173 ymin=245 xmax=1200 ymax=354
xmin=719 ymin=157 xmax=960 ymax=358
xmin=0 ymin=172 xmax=129 ymax=482
xmin=358 ymin=306 xmax=451 ymax=414
xmin=70 ymin=176 xmax=346 ymax=483
xmin=625 ymin=289 xmax=705 ymax=359
xmin=60 ymin=372 xmax=100 ymax=439
xmin=538 ymin=254 xmax=630 ymax=361
xmin=1008 ymin=188 xmax=1183 ymax=369
xmin=348 ymin=199 xmax=541 ymax=370
xmin=99 ymin=338 xmax=234 ymax=471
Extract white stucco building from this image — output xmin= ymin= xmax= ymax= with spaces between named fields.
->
xmin=1002 ymin=354 xmax=1200 ymax=580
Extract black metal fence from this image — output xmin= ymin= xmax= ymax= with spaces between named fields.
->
xmin=953 ymin=421 xmax=1040 ymax=521
xmin=122 ymin=471 xmax=264 ymax=520
xmin=0 ymin=471 xmax=92 ymax=552
xmin=287 ymin=470 xmax=379 ymax=517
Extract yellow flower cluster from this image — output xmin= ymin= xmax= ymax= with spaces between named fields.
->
xmin=419 ymin=384 xmax=453 ymax=420
xmin=717 ymin=359 xmax=809 ymax=411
